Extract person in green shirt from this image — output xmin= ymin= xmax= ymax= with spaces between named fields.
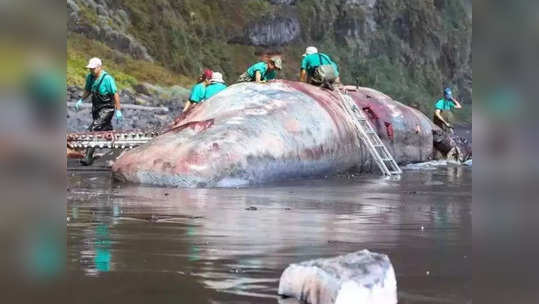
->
xmin=300 ymin=46 xmax=339 ymax=90
xmin=184 ymin=69 xmax=212 ymax=112
xmin=204 ymin=72 xmax=227 ymax=99
xmin=237 ymin=56 xmax=282 ymax=83
xmin=74 ymin=57 xmax=123 ymax=166
xmin=433 ymin=88 xmax=462 ymax=132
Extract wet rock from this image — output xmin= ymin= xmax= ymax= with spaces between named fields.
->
xmin=432 ymin=128 xmax=472 ymax=162
xmin=278 ymin=250 xmax=397 ymax=304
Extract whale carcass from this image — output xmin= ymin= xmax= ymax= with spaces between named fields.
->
xmin=112 ymin=80 xmax=438 ymax=187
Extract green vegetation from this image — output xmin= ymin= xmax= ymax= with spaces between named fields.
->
xmin=293 ymin=0 xmax=472 ymax=122
xmin=67 ymin=34 xmax=190 ymax=89
xmin=115 ymin=0 xmax=270 ymax=79
xmin=67 ymin=0 xmax=471 ymax=122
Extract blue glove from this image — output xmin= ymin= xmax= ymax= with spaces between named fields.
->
xmin=115 ymin=109 xmax=123 ymax=122
xmin=75 ymin=98 xmax=83 ymax=111
xmin=444 ymin=88 xmax=453 ymax=100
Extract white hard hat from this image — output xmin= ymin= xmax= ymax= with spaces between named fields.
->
xmin=210 ymin=72 xmax=224 ymax=83
xmin=86 ymin=57 xmax=102 ymax=69
xmin=303 ymin=46 xmax=318 ymax=56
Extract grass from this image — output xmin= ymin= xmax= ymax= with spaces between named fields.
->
xmin=67 ymin=34 xmax=191 ymax=89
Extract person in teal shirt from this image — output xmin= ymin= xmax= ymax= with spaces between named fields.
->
xmin=184 ymin=69 xmax=212 ymax=112
xmin=300 ymin=46 xmax=339 ymax=89
xmin=74 ymin=57 xmax=123 ymax=166
xmin=433 ymin=88 xmax=462 ymax=132
xmin=237 ymin=56 xmax=282 ymax=83
xmin=204 ymin=72 xmax=227 ymax=99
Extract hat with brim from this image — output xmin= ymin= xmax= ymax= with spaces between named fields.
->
xmin=270 ymin=56 xmax=282 ymax=70
xmin=210 ymin=72 xmax=224 ymax=83
xmin=86 ymin=57 xmax=102 ymax=68
xmin=303 ymin=46 xmax=318 ymax=56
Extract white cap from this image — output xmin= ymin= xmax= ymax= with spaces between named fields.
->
xmin=86 ymin=57 xmax=102 ymax=68
xmin=210 ymin=72 xmax=224 ymax=83
xmin=303 ymin=46 xmax=318 ymax=56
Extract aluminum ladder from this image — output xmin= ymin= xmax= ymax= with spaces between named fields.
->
xmin=337 ymin=90 xmax=402 ymax=176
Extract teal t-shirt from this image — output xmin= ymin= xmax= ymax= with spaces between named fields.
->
xmin=204 ymin=83 xmax=227 ymax=99
xmin=84 ymin=71 xmax=117 ymax=95
xmin=301 ymin=53 xmax=339 ymax=77
xmin=189 ymin=83 xmax=206 ymax=103
xmin=247 ymin=62 xmax=277 ymax=81
xmin=435 ymin=98 xmax=455 ymax=111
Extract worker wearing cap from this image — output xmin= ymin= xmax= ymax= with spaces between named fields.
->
xmin=300 ymin=46 xmax=340 ymax=89
xmin=433 ymin=88 xmax=462 ymax=132
xmin=184 ymin=69 xmax=212 ymax=112
xmin=75 ymin=57 xmax=122 ymax=166
xmin=237 ymin=56 xmax=282 ymax=83
xmin=204 ymin=72 xmax=227 ymax=100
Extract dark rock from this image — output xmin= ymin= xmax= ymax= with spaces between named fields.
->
xmin=69 ymin=0 xmax=153 ymax=62
xmin=268 ymin=0 xmax=296 ymax=5
xmin=246 ymin=15 xmax=300 ymax=46
xmin=67 ymin=0 xmax=80 ymax=13
xmin=133 ymin=83 xmax=153 ymax=95
xmin=96 ymin=4 xmax=108 ymax=17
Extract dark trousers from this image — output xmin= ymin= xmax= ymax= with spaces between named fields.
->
xmin=89 ymin=107 xmax=115 ymax=131
xmin=81 ymin=107 xmax=114 ymax=165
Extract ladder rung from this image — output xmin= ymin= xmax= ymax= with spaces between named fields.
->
xmin=339 ymin=91 xmax=401 ymax=176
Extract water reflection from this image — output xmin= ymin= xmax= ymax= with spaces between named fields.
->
xmin=25 ymin=223 xmax=63 ymax=278
xmin=94 ymin=224 xmax=111 ymax=272
xmin=67 ymin=168 xmax=471 ymax=303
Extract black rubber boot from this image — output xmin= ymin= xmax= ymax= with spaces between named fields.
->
xmin=80 ymin=147 xmax=95 ymax=166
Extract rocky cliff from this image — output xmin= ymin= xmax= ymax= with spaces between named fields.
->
xmin=67 ymin=0 xmax=471 ymax=121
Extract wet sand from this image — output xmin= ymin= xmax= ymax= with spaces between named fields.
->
xmin=67 ymin=165 xmax=471 ymax=303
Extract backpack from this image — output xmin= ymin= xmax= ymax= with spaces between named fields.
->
xmin=311 ymin=54 xmax=337 ymax=85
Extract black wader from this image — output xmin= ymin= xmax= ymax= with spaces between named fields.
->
xmin=81 ymin=74 xmax=115 ymax=166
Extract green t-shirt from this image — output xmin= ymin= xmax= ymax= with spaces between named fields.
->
xmin=84 ymin=71 xmax=117 ymax=95
xmin=247 ymin=62 xmax=277 ymax=81
xmin=189 ymin=83 xmax=206 ymax=103
xmin=301 ymin=53 xmax=339 ymax=77
xmin=435 ymin=98 xmax=455 ymax=111
xmin=204 ymin=83 xmax=227 ymax=99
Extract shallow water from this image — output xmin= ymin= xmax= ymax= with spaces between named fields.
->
xmin=67 ymin=165 xmax=471 ymax=303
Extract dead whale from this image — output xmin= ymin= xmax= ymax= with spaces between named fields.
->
xmin=112 ymin=80 xmax=440 ymax=187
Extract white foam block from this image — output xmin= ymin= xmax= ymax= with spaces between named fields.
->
xmin=278 ymin=250 xmax=397 ymax=304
